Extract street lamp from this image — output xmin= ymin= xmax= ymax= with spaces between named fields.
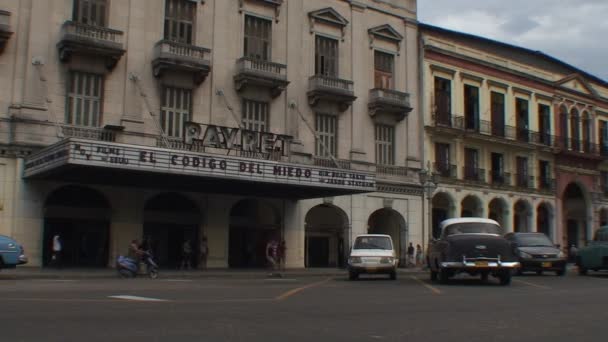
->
xmin=419 ymin=161 xmax=438 ymax=252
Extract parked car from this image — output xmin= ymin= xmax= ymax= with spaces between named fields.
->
xmin=347 ymin=234 xmax=398 ymax=280
xmin=576 ymin=226 xmax=608 ymax=275
xmin=427 ymin=218 xmax=519 ymax=285
xmin=504 ymin=232 xmax=566 ymax=276
xmin=0 ymin=235 xmax=28 ymax=269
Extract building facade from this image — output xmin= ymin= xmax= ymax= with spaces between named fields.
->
xmin=0 ymin=0 xmax=424 ymax=268
xmin=420 ymin=24 xmax=608 ymax=249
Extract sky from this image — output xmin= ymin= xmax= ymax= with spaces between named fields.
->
xmin=417 ymin=0 xmax=608 ymax=82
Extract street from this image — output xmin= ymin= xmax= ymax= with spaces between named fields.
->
xmin=1 ymin=271 xmax=607 ymax=342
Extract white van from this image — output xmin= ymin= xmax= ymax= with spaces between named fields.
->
xmin=347 ymin=234 xmax=398 ymax=280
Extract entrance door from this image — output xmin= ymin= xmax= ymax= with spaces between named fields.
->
xmin=432 ymin=208 xmax=448 ymax=239
xmin=44 ymin=219 xmax=109 ymax=267
xmin=144 ymin=223 xmax=198 ymax=269
xmin=229 ymin=226 xmax=278 ymax=268
xmin=307 ymin=237 xmax=330 ymax=267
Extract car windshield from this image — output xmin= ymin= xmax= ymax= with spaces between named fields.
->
xmin=594 ymin=230 xmax=608 ymax=242
xmin=353 ymin=236 xmax=392 ymax=250
xmin=444 ymin=222 xmax=502 ymax=236
xmin=514 ymin=234 xmax=553 ymax=247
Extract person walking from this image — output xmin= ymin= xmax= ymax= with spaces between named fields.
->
xmin=51 ymin=235 xmax=62 ymax=268
xmin=199 ymin=236 xmax=209 ymax=270
xmin=407 ymin=242 xmax=415 ymax=267
xmin=278 ymin=239 xmax=286 ymax=271
xmin=181 ymin=238 xmax=193 ymax=270
xmin=415 ymin=244 xmax=423 ymax=267
xmin=266 ymin=238 xmax=280 ymax=277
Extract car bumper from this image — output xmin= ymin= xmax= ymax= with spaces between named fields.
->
xmin=520 ymin=259 xmax=566 ymax=271
xmin=349 ymin=264 xmax=396 ymax=274
xmin=18 ymin=254 xmax=28 ymax=265
xmin=440 ymin=261 xmax=520 ymax=269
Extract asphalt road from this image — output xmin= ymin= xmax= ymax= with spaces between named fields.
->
xmin=1 ymin=271 xmax=607 ymax=342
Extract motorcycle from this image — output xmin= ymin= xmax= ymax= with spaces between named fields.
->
xmin=116 ymin=251 xmax=159 ymax=279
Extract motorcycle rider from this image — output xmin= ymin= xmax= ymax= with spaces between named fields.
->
xmin=128 ymin=239 xmax=146 ymax=268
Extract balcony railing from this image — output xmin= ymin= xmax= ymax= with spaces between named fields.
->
xmin=60 ymin=20 xmax=124 ymax=45
xmin=515 ymin=174 xmax=535 ymax=189
xmin=490 ymin=170 xmax=511 ymax=186
xmin=369 ymin=88 xmax=412 ymax=121
xmin=463 ymin=166 xmax=486 ymax=182
xmin=313 ymin=157 xmax=352 ymax=170
xmin=61 ymin=125 xmax=116 ymax=142
xmin=539 ymin=178 xmax=556 ymax=191
xmin=234 ymin=57 xmax=289 ymax=97
xmin=58 ymin=20 xmax=125 ymax=69
xmin=376 ymin=164 xmax=409 ymax=177
xmin=152 ymin=40 xmax=211 ymax=84
xmin=0 ymin=10 xmax=12 ymax=53
xmin=308 ymin=75 xmax=356 ymax=111
xmin=434 ymin=162 xmax=457 ymax=179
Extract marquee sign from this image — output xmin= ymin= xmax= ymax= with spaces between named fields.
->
xmin=23 ymin=139 xmax=376 ymax=193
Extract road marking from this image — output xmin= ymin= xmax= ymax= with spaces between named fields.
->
xmin=265 ymin=278 xmax=298 ymax=282
xmin=275 ymin=277 xmax=332 ymax=301
xmin=108 ymin=295 xmax=169 ymax=302
xmin=514 ymin=279 xmax=552 ymax=290
xmin=411 ymin=276 xmax=442 ymax=295
xmin=162 ymin=279 xmax=193 ymax=282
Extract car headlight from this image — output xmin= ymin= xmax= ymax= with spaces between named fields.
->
xmin=519 ymin=251 xmax=533 ymax=259
xmin=349 ymin=257 xmax=362 ymax=264
xmin=558 ymin=251 xmax=566 ymax=258
xmin=380 ymin=257 xmax=394 ymax=264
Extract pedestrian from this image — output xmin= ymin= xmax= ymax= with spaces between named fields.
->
xmin=181 ymin=238 xmax=192 ymax=270
xmin=199 ymin=235 xmax=209 ymax=270
xmin=415 ymin=244 xmax=423 ymax=267
xmin=278 ymin=239 xmax=286 ymax=271
xmin=51 ymin=234 xmax=62 ymax=268
xmin=569 ymin=244 xmax=578 ymax=263
xmin=266 ymin=237 xmax=280 ymax=276
xmin=407 ymin=242 xmax=415 ymax=267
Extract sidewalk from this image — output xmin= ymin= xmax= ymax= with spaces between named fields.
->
xmin=1 ymin=267 xmax=426 ymax=280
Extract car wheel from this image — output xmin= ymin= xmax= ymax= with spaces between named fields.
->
xmin=481 ymin=272 xmax=489 ymax=282
xmin=556 ymin=268 xmax=566 ymax=276
xmin=439 ymin=268 xmax=450 ymax=284
xmin=498 ymin=271 xmax=512 ymax=286
xmin=149 ymin=269 xmax=159 ymax=279
xmin=430 ymin=269 xmax=438 ymax=281
xmin=389 ymin=271 xmax=397 ymax=280
xmin=349 ymin=271 xmax=359 ymax=281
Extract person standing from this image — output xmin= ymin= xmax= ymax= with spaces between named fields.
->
xmin=407 ymin=242 xmax=415 ymax=267
xmin=181 ymin=238 xmax=193 ymax=270
xmin=278 ymin=239 xmax=286 ymax=271
xmin=266 ymin=238 xmax=279 ymax=276
xmin=415 ymin=244 xmax=423 ymax=267
xmin=51 ymin=235 xmax=62 ymax=268
xmin=199 ymin=236 xmax=209 ymax=270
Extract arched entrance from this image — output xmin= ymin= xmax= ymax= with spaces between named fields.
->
xmin=144 ymin=193 xmax=200 ymax=269
xmin=229 ymin=199 xmax=280 ymax=268
xmin=513 ymin=200 xmax=532 ymax=232
xmin=368 ymin=209 xmax=407 ymax=266
xmin=461 ymin=195 xmax=482 ymax=217
xmin=432 ymin=192 xmax=454 ymax=238
xmin=488 ymin=198 xmax=508 ymax=228
xmin=537 ymin=203 xmax=553 ymax=237
xmin=305 ymin=204 xmax=348 ymax=268
xmin=563 ymin=183 xmax=589 ymax=248
xmin=43 ymin=185 xmax=110 ymax=267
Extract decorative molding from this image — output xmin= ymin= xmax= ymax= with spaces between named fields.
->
xmin=368 ymin=24 xmax=403 ymax=54
xmin=487 ymin=79 xmax=510 ymax=90
xmin=309 ymin=7 xmax=349 ymax=41
xmin=376 ymin=183 xmax=423 ymax=196
xmin=512 ymin=86 xmax=532 ymax=96
xmin=239 ymin=0 xmax=283 ymax=22
xmin=349 ymin=1 xmax=367 ymax=11
xmin=459 ymin=72 xmax=484 ymax=83
xmin=429 ymin=64 xmax=456 ymax=76
xmin=534 ymin=92 xmax=554 ymax=102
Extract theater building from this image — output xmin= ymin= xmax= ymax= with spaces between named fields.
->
xmin=421 ymin=24 xmax=608 ymax=248
xmin=0 ymin=0 xmax=424 ymax=268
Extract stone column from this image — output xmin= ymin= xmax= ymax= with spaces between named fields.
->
xmin=205 ymin=197 xmax=233 ymax=268
xmin=284 ymin=199 xmax=304 ymax=268
xmin=503 ymin=209 xmax=512 ymax=233
xmin=109 ymin=189 xmax=144 ymax=267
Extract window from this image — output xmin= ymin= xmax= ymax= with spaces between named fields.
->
xmin=244 ymin=15 xmax=272 ymax=61
xmin=434 ymin=143 xmax=451 ymax=177
xmin=570 ymin=110 xmax=580 ymax=151
xmin=73 ymin=0 xmax=107 ymax=26
xmin=539 ymin=160 xmax=551 ymax=189
xmin=491 ymin=152 xmax=505 ymax=184
xmin=600 ymin=121 xmax=608 ymax=155
xmin=516 ymin=156 xmax=529 ymax=187
xmin=66 ymin=71 xmax=103 ymax=127
xmin=538 ymin=104 xmax=551 ymax=145
xmin=491 ymin=92 xmax=505 ymax=137
xmin=242 ymin=99 xmax=269 ymax=132
xmin=315 ymin=114 xmax=337 ymax=158
xmin=374 ymin=51 xmax=394 ymax=89
xmin=582 ymin=114 xmax=591 ymax=153
xmin=516 ymin=98 xmax=529 ymax=142
xmin=464 ymin=85 xmax=479 ymax=131
xmin=375 ymin=125 xmax=395 ymax=165
xmin=315 ymin=36 xmax=338 ymax=77
xmin=161 ymin=86 xmax=192 ymax=138
xmin=601 ymin=171 xmax=608 ymax=194
xmin=164 ymin=0 xmax=196 ymax=44
xmin=560 ymin=108 xmax=569 ymax=147
xmin=464 ymin=148 xmax=479 ymax=180
xmin=434 ymin=77 xmax=451 ymax=126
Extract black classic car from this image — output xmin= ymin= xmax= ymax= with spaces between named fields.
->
xmin=427 ymin=218 xmax=520 ymax=285
xmin=504 ymin=232 xmax=567 ymax=276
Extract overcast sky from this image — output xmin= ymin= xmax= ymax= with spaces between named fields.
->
xmin=418 ymin=0 xmax=608 ymax=82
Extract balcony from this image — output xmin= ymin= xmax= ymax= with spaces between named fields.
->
xmin=0 ymin=10 xmax=12 ymax=53
xmin=515 ymin=174 xmax=535 ymax=189
xmin=234 ymin=57 xmax=289 ymax=98
xmin=376 ymin=165 xmax=409 ymax=177
xmin=368 ymin=88 xmax=412 ymax=122
xmin=555 ymin=138 xmax=604 ymax=159
xmin=61 ymin=125 xmax=117 ymax=142
xmin=490 ymin=170 xmax=511 ymax=186
xmin=463 ymin=166 xmax=486 ymax=183
xmin=57 ymin=20 xmax=125 ymax=70
xmin=308 ymin=75 xmax=356 ymax=112
xmin=434 ymin=162 xmax=457 ymax=179
xmin=152 ymin=40 xmax=211 ymax=85
xmin=539 ymin=178 xmax=555 ymax=192
xmin=313 ymin=156 xmax=352 ymax=169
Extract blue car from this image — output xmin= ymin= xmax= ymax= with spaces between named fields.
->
xmin=0 ymin=235 xmax=28 ymax=269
